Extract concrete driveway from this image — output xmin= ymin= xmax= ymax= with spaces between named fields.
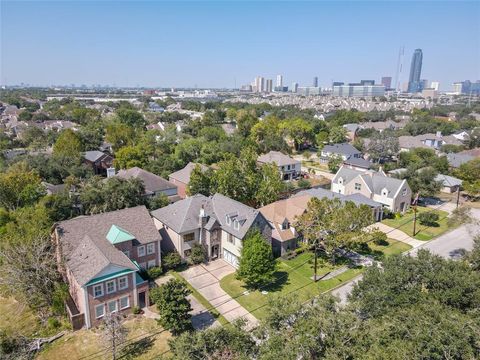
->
xmin=369 ymin=222 xmax=424 ymax=248
xmin=180 ymin=260 xmax=258 ymax=328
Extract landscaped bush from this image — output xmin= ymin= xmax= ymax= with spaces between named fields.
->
xmin=132 ymin=305 xmax=141 ymax=314
xmin=147 ymin=266 xmax=163 ymax=279
xmin=297 ymin=178 xmax=311 ymax=189
xmin=190 ymin=243 xmax=207 ymax=264
xmin=418 ymin=212 xmax=440 ymax=226
xmin=372 ymin=231 xmax=388 ymax=246
xmin=162 ymin=251 xmax=182 ymax=271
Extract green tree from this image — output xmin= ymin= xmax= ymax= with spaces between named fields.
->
xmin=295 ymin=197 xmax=373 ymax=264
xmin=280 ymin=118 xmax=314 ymax=150
xmin=115 ymin=108 xmax=146 ymax=129
xmin=113 ymin=145 xmax=147 ymax=169
xmin=237 ymin=230 xmax=276 ymax=289
xmin=0 ymin=163 xmax=45 ymax=210
xmin=150 ymin=278 xmax=192 ymax=335
xmin=187 ymin=165 xmax=213 ymax=196
xmin=401 ymin=167 xmax=442 ymax=197
xmin=455 ymin=158 xmax=480 ymax=196
xmin=147 ymin=193 xmax=169 ymax=210
xmin=53 ymin=129 xmax=83 ymax=158
xmin=105 ymin=121 xmax=136 ymax=151
xmin=255 ymin=163 xmax=284 ymax=207
xmin=328 ymin=126 xmax=348 ymax=144
xmin=236 ymin=109 xmax=259 ymax=137
xmin=366 ymin=131 xmax=399 ymax=162
xmin=327 ymin=154 xmax=343 ymax=173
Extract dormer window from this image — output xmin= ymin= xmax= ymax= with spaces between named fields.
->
xmin=226 ymin=215 xmax=231 ymax=225
xmin=281 ymin=220 xmax=290 ymax=230
xmin=233 ymin=220 xmax=239 ymax=230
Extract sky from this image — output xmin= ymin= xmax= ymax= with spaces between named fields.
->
xmin=1 ymin=1 xmax=480 ymax=90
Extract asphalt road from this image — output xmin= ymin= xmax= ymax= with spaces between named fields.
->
xmin=331 ymin=208 xmax=480 ymax=303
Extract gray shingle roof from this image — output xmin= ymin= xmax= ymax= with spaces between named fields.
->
xmin=151 ymin=193 xmax=267 ymax=239
xmin=56 ymin=206 xmax=160 ymax=286
xmin=343 ymin=157 xmax=372 ymax=169
xmin=169 ymin=162 xmax=208 ymax=184
xmin=435 ymin=174 xmax=462 ymax=187
xmin=322 ymin=143 xmax=362 ymax=157
xmin=295 ymin=188 xmax=381 ymax=208
xmin=84 ymin=150 xmax=107 ymax=162
xmin=116 ymin=167 xmax=177 ymax=195
xmin=257 ymin=151 xmax=299 ymax=167
xmin=447 ymin=153 xmax=475 ymax=168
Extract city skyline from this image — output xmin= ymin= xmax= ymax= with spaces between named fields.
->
xmin=1 ymin=1 xmax=479 ymax=89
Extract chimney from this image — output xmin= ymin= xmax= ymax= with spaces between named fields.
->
xmin=106 ymin=167 xmax=116 ymax=178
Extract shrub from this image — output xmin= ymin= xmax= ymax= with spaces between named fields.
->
xmin=418 ymin=212 xmax=440 ymax=226
xmin=132 ymin=306 xmax=141 ymax=315
xmin=190 ymin=244 xmax=206 ymax=264
xmin=372 ymin=231 xmax=388 ymax=246
xmin=297 ymin=178 xmax=311 ymax=189
xmin=47 ymin=317 xmax=61 ymax=330
xmin=162 ymin=251 xmax=182 ymax=271
xmin=147 ymin=266 xmax=163 ymax=279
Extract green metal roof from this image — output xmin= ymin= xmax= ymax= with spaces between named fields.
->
xmin=136 ymin=272 xmax=147 ymax=285
xmin=106 ymin=224 xmax=135 ymax=244
xmin=85 ymin=268 xmax=135 ymax=286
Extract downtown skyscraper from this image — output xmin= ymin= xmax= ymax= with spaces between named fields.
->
xmin=407 ymin=49 xmax=423 ymax=93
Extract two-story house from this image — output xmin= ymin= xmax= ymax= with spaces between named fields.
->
xmin=53 ymin=206 xmax=161 ymax=329
xmin=320 ymin=143 xmax=363 ymax=163
xmin=257 ymin=151 xmax=301 ymax=181
xmin=332 ymin=166 xmax=412 ymax=213
xmin=150 ymin=193 xmax=272 ymax=268
xmin=169 ymin=162 xmax=209 ymax=199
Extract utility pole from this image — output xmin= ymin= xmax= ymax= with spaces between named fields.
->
xmin=456 ymin=186 xmax=461 ymax=209
xmin=313 ymin=243 xmax=318 ymax=282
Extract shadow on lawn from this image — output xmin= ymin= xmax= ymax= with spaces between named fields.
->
xmin=264 ymin=271 xmax=290 ymax=292
xmin=119 ymin=337 xmax=155 ymax=359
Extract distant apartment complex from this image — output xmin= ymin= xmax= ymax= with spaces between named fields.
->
xmin=333 ymin=80 xmax=385 ymax=97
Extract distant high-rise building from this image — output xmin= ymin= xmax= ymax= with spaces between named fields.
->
xmin=381 ymin=76 xmax=392 ymax=89
xmin=276 ymin=75 xmax=283 ymax=88
xmin=266 ymin=79 xmax=273 ymax=93
xmin=313 ymin=77 xmax=318 ymax=87
xmin=407 ymin=49 xmax=423 ymax=93
xmin=291 ymin=82 xmax=299 ymax=93
xmin=452 ymin=80 xmax=480 ymax=95
xmin=332 ymin=81 xmax=344 ymax=87
xmin=254 ymin=76 xmax=265 ymax=93
xmin=430 ymin=81 xmax=440 ymax=91
xmin=360 ymin=80 xmax=375 ymax=85
xmin=420 ymin=79 xmax=428 ymax=91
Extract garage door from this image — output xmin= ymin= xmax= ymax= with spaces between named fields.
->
xmin=223 ymin=249 xmax=239 ymax=268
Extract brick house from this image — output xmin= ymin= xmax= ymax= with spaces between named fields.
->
xmin=168 ymin=162 xmax=209 ymax=199
xmin=52 ymin=206 xmax=161 ymax=329
xmin=151 ymin=193 xmax=272 ymax=268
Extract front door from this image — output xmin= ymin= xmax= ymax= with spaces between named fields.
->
xmin=139 ymin=291 xmax=146 ymax=308
xmin=211 ymin=245 xmax=219 ymax=259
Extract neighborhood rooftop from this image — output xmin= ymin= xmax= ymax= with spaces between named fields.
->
xmin=257 ymin=151 xmax=299 ymax=166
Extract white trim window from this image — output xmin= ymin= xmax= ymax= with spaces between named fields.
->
xmin=147 ymin=260 xmax=156 ymax=269
xmin=137 ymin=245 xmax=146 ymax=257
xmin=106 ymin=280 xmax=116 ymax=294
xmin=225 ymin=215 xmax=231 ymax=225
xmin=93 ymin=284 xmax=104 ymax=298
xmin=233 ymin=220 xmax=239 ymax=230
xmin=227 ymin=233 xmax=234 ymax=244
xmin=147 ymin=243 xmax=155 ymax=255
xmin=118 ymin=276 xmax=128 ymax=290
xmin=95 ymin=304 xmax=105 ymax=319
xmin=108 ymin=300 xmax=117 ymax=313
xmin=119 ymin=296 xmax=130 ymax=310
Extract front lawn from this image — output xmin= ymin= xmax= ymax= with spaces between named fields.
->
xmin=357 ymin=238 xmax=412 ymax=260
xmin=38 ymin=316 xmax=171 ymax=360
xmin=0 ymin=296 xmax=40 ymax=336
xmin=219 ymin=252 xmax=363 ymax=320
xmin=382 ymin=206 xmax=450 ymax=241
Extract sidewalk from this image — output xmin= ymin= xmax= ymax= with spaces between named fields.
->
xmin=179 ymin=260 xmax=259 ymax=329
xmin=370 ymin=222 xmax=425 ymax=248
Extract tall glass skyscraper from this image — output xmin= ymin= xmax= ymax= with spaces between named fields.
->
xmin=407 ymin=49 xmax=423 ymax=93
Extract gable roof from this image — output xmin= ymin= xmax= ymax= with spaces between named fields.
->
xmin=106 ymin=225 xmax=136 ymax=244
xmin=343 ymin=157 xmax=372 ymax=169
xmin=333 ymin=166 xmax=408 ymax=199
xmin=116 ymin=167 xmax=177 ymax=195
xmin=322 ymin=143 xmax=362 ymax=157
xmin=435 ymin=174 xmax=462 ymax=187
xmin=257 ymin=151 xmax=299 ymax=167
xmin=169 ymin=162 xmax=209 ymax=184
xmin=151 ymin=193 xmax=269 ymax=240
xmin=84 ymin=150 xmax=108 ymax=162
xmin=447 ymin=153 xmax=475 ymax=168
xmin=56 ymin=206 xmax=160 ymax=286
xmin=295 ymin=187 xmax=382 ymax=208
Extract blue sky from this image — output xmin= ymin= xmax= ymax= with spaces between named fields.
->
xmin=1 ymin=1 xmax=479 ymax=90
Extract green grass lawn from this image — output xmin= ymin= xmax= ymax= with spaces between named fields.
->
xmin=38 ymin=316 xmax=172 ymax=360
xmin=382 ymin=206 xmax=450 ymax=241
xmin=358 ymin=238 xmax=412 ymax=260
xmin=0 ymin=296 xmax=40 ymax=336
xmin=220 ymin=252 xmax=363 ymax=320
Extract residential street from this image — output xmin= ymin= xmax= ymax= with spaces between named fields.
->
xmin=332 ymin=207 xmax=480 ymax=303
